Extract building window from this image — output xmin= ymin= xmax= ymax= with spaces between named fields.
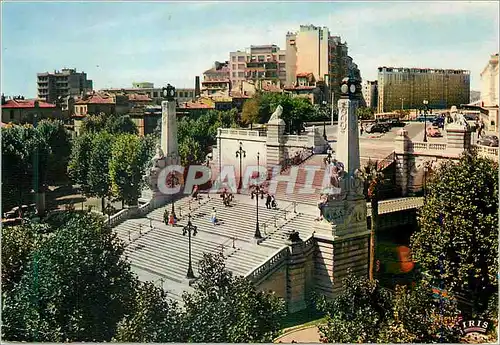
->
xmin=258 ymin=55 xmax=265 ymax=62
xmin=10 ymin=110 xmax=14 ymax=120
xmin=153 ymin=91 xmax=158 ymax=97
xmin=232 ymin=64 xmax=237 ymax=70
xmin=238 ymin=56 xmax=245 ymax=62
xmin=238 ymin=72 xmax=244 ymax=78
xmin=238 ymin=64 xmax=245 ymax=70
xmin=279 ymin=54 xmax=286 ymax=61
xmin=232 ymin=72 xmax=237 ymax=77
xmin=232 ymin=56 xmax=236 ymax=62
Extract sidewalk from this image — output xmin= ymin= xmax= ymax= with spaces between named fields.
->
xmin=275 ymin=325 xmax=322 ymax=343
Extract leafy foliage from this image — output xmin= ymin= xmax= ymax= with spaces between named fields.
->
xmin=356 ymin=106 xmax=375 ymax=120
xmin=68 ymin=133 xmax=94 ymax=194
xmin=87 ymin=132 xmax=114 ymax=210
xmin=105 ymin=114 xmax=138 ymax=135
xmin=317 ymin=272 xmax=393 ymax=343
xmin=182 ymin=253 xmax=286 ymax=343
xmin=114 ymin=281 xmax=185 ymax=342
xmin=241 ymin=97 xmax=260 ymax=125
xmin=80 ymin=114 xmax=106 ymax=135
xmin=109 ymin=134 xmax=150 ymax=205
xmin=410 ymin=151 xmax=498 ymax=317
xmin=1 ymin=212 xmax=138 ymax=342
xmin=318 ymin=272 xmax=462 ymax=343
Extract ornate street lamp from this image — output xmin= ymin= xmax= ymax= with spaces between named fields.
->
xmin=168 ymin=171 xmax=178 ymax=220
xmin=423 ymin=99 xmax=429 ymax=142
xmin=322 ymin=100 xmax=328 ymax=141
xmin=235 ymin=141 xmax=246 ymax=192
xmin=250 ymin=152 xmax=265 ymax=240
xmin=182 ymin=214 xmax=198 ymax=279
xmin=326 ymin=147 xmax=333 ymax=165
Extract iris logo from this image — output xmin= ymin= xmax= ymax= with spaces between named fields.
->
xmin=460 ymin=319 xmax=490 ymax=334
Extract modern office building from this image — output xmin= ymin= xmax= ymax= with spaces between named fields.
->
xmin=229 ymin=44 xmax=287 ymax=91
xmin=37 ymin=68 xmax=93 ymax=103
xmin=285 ymin=25 xmax=360 ymax=106
xmin=377 ymin=67 xmax=470 ymax=113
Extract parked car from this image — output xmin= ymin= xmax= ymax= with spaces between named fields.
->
xmin=365 ymin=123 xmax=389 ymax=134
xmin=477 ymin=135 xmax=499 ymax=147
xmin=426 ymin=126 xmax=442 ymax=137
xmin=417 ymin=115 xmax=436 ymax=123
xmin=388 ymin=118 xmax=406 ymax=127
xmin=432 ymin=117 xmax=445 ymax=128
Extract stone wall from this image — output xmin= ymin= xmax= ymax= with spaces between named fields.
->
xmin=257 ymin=265 xmax=287 ymax=298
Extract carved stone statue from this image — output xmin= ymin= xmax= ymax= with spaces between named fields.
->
xmin=151 ymin=144 xmax=165 ymax=167
xmin=268 ymin=104 xmax=283 ymax=121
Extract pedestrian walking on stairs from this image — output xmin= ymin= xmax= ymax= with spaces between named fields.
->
xmin=211 ymin=207 xmax=217 ymax=226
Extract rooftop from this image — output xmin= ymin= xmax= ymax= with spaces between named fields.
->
xmin=75 ymin=93 xmax=115 ymax=105
xmin=2 ymin=99 xmax=56 ymax=109
xmin=179 ymin=101 xmax=215 ymax=109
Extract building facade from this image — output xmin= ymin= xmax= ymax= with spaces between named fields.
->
xmin=377 ymin=67 xmax=470 ymax=113
xmin=1 ymin=95 xmax=62 ymax=124
xmin=37 ymin=68 xmax=93 ymax=103
xmin=229 ymin=45 xmax=287 ymax=91
xmin=285 ymin=25 xmax=360 ymax=106
xmin=362 ymin=80 xmax=378 ymax=109
xmin=202 ymin=61 xmax=231 ymax=97
xmin=101 ymin=83 xmax=196 ymax=105
xmin=480 ymin=53 xmax=499 ymax=108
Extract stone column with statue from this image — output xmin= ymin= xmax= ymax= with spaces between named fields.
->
xmin=142 ymin=84 xmax=182 ymax=208
xmin=313 ymin=76 xmax=371 ymax=298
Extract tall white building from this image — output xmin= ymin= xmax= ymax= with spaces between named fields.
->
xmin=362 ymin=80 xmax=378 ymax=109
xmin=480 ymin=53 xmax=499 ymax=107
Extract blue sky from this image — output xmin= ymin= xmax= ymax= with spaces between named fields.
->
xmin=1 ymin=1 xmax=498 ymax=97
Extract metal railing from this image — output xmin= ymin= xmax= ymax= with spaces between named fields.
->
xmin=376 ymin=151 xmax=396 ymax=171
xmin=280 ymin=147 xmax=315 ymax=173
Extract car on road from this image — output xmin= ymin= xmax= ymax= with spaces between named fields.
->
xmin=388 ymin=118 xmax=406 ymax=127
xmin=426 ymin=126 xmax=442 ymax=137
xmin=477 ymin=135 xmax=499 ymax=147
xmin=365 ymin=123 xmax=389 ymax=134
xmin=416 ymin=115 xmax=436 ymax=123
xmin=432 ymin=116 xmax=445 ymax=128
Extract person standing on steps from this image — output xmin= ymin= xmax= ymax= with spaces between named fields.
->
xmin=265 ymin=193 xmax=272 ymax=209
xmin=211 ymin=207 xmax=217 ymax=226
xmin=168 ymin=212 xmax=176 ymax=226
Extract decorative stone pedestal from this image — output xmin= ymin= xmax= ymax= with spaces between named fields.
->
xmin=446 ymin=124 xmax=472 ymax=151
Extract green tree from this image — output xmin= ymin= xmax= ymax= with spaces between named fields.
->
xmin=1 ymin=222 xmax=49 ymax=293
xmin=36 ymin=119 xmax=72 ymax=185
xmin=377 ymin=282 xmax=462 ymax=343
xmin=410 ymin=151 xmax=498 ymax=317
xmin=68 ymin=133 xmax=94 ymax=195
xmin=182 ymin=253 xmax=286 ymax=343
xmin=1 ymin=212 xmax=138 ymax=342
xmin=114 ymin=281 xmax=185 ymax=342
xmin=109 ymin=134 xmax=148 ymax=206
xmin=356 ymin=107 xmax=375 ymax=120
xmin=179 ymin=136 xmax=203 ymax=166
xmin=105 ymin=114 xmax=138 ymax=135
xmin=88 ymin=131 xmax=114 ymax=211
xmin=80 ymin=114 xmax=106 ymax=135
xmin=317 ymin=272 xmax=393 ymax=343
xmin=241 ymin=97 xmax=260 ymax=127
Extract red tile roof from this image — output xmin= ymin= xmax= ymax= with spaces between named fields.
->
xmin=179 ymin=102 xmax=215 ymax=109
xmin=2 ymin=99 xmax=56 ymax=109
xmin=128 ymin=93 xmax=152 ymax=102
xmin=75 ymin=93 xmax=115 ymax=104
xmin=284 ymin=86 xmax=316 ymax=91
xmin=202 ymin=80 xmax=231 ymax=84
xmin=296 ymin=72 xmax=313 ymax=78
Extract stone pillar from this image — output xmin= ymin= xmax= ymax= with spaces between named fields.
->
xmin=308 ymin=126 xmax=328 ymax=153
xmin=161 ymin=100 xmax=178 ymax=161
xmin=446 ymin=124 xmax=471 ymax=151
xmin=266 ymin=118 xmax=285 ymax=166
xmin=286 ymin=233 xmax=306 ymax=313
xmin=394 ymin=128 xmax=410 ymax=196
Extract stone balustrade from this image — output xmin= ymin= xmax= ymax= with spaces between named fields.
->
xmin=476 ymin=144 xmax=499 ymax=162
xmin=219 ymin=128 xmax=266 ymax=138
xmin=245 ymin=246 xmax=289 ymax=283
xmin=108 ymin=208 xmax=131 ymax=227
xmin=284 ymin=134 xmax=310 ymax=146
xmin=407 ymin=141 xmax=447 ymax=152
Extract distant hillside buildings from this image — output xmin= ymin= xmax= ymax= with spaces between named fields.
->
xmin=377 ymin=67 xmax=470 ymax=112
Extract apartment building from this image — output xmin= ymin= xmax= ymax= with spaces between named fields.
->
xmin=202 ymin=61 xmax=231 ymax=97
xmin=362 ymin=80 xmax=378 ymax=109
xmin=285 ymin=25 xmax=360 ymax=106
xmin=229 ymin=44 xmax=286 ymax=91
xmin=37 ymin=68 xmax=93 ymax=103
xmin=377 ymin=67 xmax=470 ymax=113
xmin=101 ymin=83 xmax=196 ymax=105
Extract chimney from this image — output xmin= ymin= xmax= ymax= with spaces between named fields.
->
xmin=195 ymin=76 xmax=201 ymax=97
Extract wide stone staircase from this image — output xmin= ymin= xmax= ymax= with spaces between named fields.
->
xmin=113 ymin=193 xmax=317 ymax=303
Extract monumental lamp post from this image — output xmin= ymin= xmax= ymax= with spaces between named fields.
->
xmin=249 ymin=152 xmax=264 ymax=240
xmin=183 ymin=214 xmax=198 ymax=279
xmin=322 ymin=100 xmax=328 ymax=141
xmin=423 ymin=99 xmax=429 ymax=142
xmin=235 ymin=141 xmax=246 ymax=192
xmin=162 ymin=83 xmax=176 ymax=101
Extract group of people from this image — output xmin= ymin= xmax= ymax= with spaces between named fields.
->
xmin=265 ymin=193 xmax=278 ymax=209
xmin=220 ymin=189 xmax=234 ymax=207
xmin=163 ymin=209 xmax=177 ymax=226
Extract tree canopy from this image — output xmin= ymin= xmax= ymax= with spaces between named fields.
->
xmin=410 ymin=151 xmax=498 ymax=317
